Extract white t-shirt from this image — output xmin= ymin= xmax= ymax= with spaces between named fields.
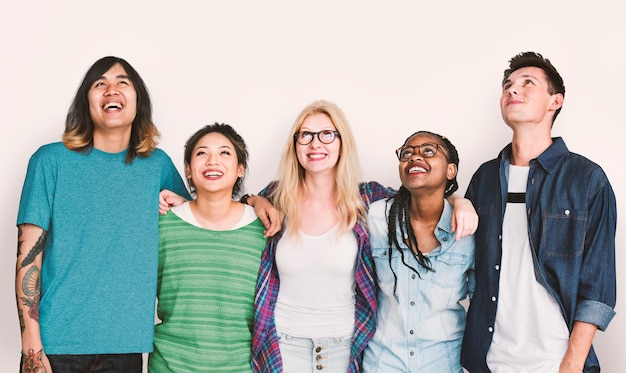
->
xmin=487 ymin=165 xmax=570 ymax=373
xmin=274 ymin=224 xmax=358 ymax=338
xmin=171 ymin=201 xmax=257 ymax=229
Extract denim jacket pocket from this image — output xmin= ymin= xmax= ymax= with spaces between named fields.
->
xmin=541 ymin=207 xmax=586 ymax=258
xmin=372 ymin=246 xmax=397 ymax=285
xmin=431 ymin=252 xmax=469 ymax=288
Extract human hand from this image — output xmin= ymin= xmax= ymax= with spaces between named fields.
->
xmin=159 ymin=189 xmax=187 ymax=215
xmin=21 ymin=348 xmax=52 ymax=373
xmin=450 ymin=197 xmax=478 ymax=240
xmin=247 ymin=195 xmax=281 ymax=237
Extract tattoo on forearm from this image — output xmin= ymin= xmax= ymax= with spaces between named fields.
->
xmin=21 ymin=348 xmax=47 ymax=373
xmin=19 ymin=230 xmax=47 ymax=269
xmin=17 ymin=226 xmax=23 ymax=256
xmin=18 ymin=308 xmax=25 ymax=334
xmin=21 ymin=266 xmax=41 ymax=323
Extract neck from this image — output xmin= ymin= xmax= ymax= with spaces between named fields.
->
xmin=408 ymin=191 xmax=444 ymax=223
xmin=93 ymin=129 xmax=132 ymax=153
xmin=190 ymin=191 xmax=241 ymax=229
xmin=302 ymin=172 xmax=336 ymax=199
xmin=510 ymin=127 xmax=553 ymax=166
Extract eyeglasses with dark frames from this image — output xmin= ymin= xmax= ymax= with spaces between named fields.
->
xmin=294 ymin=130 xmax=341 ymax=145
xmin=395 ymin=143 xmax=447 ymax=161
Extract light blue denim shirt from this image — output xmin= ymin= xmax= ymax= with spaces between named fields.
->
xmin=363 ymin=198 xmax=475 ymax=373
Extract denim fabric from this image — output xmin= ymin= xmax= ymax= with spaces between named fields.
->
xmin=363 ymin=199 xmax=474 ymax=373
xmin=461 ymin=138 xmax=617 ymax=373
xmin=278 ymin=333 xmax=352 ymax=373
xmin=46 ymin=353 xmax=142 ymax=373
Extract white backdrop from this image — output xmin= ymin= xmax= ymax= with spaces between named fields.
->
xmin=1 ymin=1 xmax=623 ymax=371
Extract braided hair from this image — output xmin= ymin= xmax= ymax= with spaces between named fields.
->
xmin=386 ymin=131 xmax=460 ymax=297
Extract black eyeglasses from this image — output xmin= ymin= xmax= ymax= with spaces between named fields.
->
xmin=395 ymin=143 xmax=446 ymax=161
xmin=294 ymin=130 xmax=341 ymax=145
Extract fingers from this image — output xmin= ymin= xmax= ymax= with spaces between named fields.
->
xmin=454 ymin=213 xmax=478 ymax=240
xmin=158 ymin=195 xmax=170 ymax=215
xmin=263 ymin=210 xmax=282 ymax=238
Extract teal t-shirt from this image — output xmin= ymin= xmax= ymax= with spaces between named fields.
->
xmin=17 ymin=142 xmax=190 ymax=354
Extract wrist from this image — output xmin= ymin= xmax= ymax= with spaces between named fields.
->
xmin=240 ymin=194 xmax=254 ymax=205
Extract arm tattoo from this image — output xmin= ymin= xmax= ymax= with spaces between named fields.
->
xmin=19 ymin=230 xmax=47 ymax=269
xmin=20 ymin=266 xmax=41 ymax=324
xmin=17 ymin=226 xmax=23 ymax=256
xmin=21 ymin=348 xmax=47 ymax=373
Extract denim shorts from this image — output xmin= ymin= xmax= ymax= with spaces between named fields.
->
xmin=43 ymin=353 xmax=142 ymax=373
xmin=278 ymin=332 xmax=352 ymax=373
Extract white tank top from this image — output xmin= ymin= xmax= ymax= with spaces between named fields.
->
xmin=274 ymin=224 xmax=357 ymax=338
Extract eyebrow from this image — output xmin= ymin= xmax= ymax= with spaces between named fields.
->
xmin=503 ymin=73 xmax=539 ymax=86
xmin=96 ymin=74 xmax=131 ymax=81
xmin=195 ymin=145 xmax=232 ymax=150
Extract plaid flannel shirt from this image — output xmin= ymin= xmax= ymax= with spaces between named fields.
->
xmin=251 ymin=181 xmax=396 ymax=373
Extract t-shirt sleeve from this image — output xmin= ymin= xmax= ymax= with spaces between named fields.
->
xmin=160 ymin=153 xmax=191 ymax=200
xmin=17 ymin=148 xmax=55 ymax=230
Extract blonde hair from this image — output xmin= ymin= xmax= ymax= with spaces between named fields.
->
xmin=272 ymin=100 xmax=366 ymax=235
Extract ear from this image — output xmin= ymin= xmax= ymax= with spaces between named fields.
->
xmin=185 ymin=163 xmax=191 ymax=180
xmin=447 ymin=163 xmax=458 ymax=180
xmin=550 ymin=93 xmax=564 ymax=111
xmin=237 ymin=164 xmax=245 ymax=178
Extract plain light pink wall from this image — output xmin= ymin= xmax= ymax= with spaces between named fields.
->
xmin=1 ymin=1 xmax=623 ymax=371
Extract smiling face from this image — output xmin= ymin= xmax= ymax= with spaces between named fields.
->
xmin=500 ymin=66 xmax=563 ymax=130
xmin=186 ymin=132 xmax=245 ymax=197
xmin=398 ymin=133 xmax=457 ymax=196
xmin=87 ymin=63 xmax=137 ymax=137
xmin=295 ymin=113 xmax=341 ymax=176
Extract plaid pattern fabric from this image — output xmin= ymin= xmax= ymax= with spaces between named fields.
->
xmin=251 ymin=181 xmax=396 ymax=372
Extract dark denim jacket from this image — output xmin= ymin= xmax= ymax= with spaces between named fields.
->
xmin=461 ymin=137 xmax=617 ymax=373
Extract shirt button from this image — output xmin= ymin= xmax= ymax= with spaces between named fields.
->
xmin=565 ymin=209 xmax=571 ymax=215
xmin=315 ymin=347 xmax=322 ymax=353
xmin=495 ymin=264 xmax=500 ymax=271
xmin=410 ymin=301 xmax=415 ymax=306
xmin=316 ymin=364 xmax=323 ymax=370
xmin=498 ymin=235 xmax=502 ymax=241
xmin=409 ymin=329 xmax=414 ymax=334
xmin=488 ymin=327 xmax=493 ymax=333
xmin=412 ymin=274 xmax=416 ymax=279
xmin=442 ymin=237 xmax=448 ymax=242
xmin=410 ymin=351 xmax=415 ymax=356
xmin=491 ymin=296 xmax=496 ymax=302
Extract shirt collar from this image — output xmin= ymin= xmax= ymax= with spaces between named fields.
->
xmin=498 ymin=137 xmax=569 ymax=174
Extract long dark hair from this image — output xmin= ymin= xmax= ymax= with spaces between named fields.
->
xmin=63 ymin=56 xmax=158 ymax=163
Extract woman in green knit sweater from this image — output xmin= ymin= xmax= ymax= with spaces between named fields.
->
xmin=148 ymin=123 xmax=267 ymax=373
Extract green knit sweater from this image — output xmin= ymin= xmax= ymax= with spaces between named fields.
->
xmin=149 ymin=210 xmax=267 ymax=372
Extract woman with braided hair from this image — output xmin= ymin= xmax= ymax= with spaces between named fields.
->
xmin=362 ymin=131 xmax=475 ymax=373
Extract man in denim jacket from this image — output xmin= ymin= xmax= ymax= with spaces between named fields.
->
xmin=461 ymin=52 xmax=616 ymax=373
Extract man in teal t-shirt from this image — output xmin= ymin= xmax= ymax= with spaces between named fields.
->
xmin=15 ymin=56 xmax=190 ymax=373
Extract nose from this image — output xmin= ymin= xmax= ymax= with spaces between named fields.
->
xmin=205 ymin=153 xmax=218 ymax=165
xmin=506 ymin=84 xmax=518 ymax=95
xmin=309 ymin=135 xmax=322 ymax=146
xmin=104 ymin=84 xmax=119 ymax=96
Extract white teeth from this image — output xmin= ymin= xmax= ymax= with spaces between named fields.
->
xmin=103 ymin=102 xmax=122 ymax=110
xmin=409 ymin=166 xmax=427 ymax=173
xmin=204 ymin=171 xmax=223 ymax=177
xmin=308 ymin=154 xmax=325 ymax=159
